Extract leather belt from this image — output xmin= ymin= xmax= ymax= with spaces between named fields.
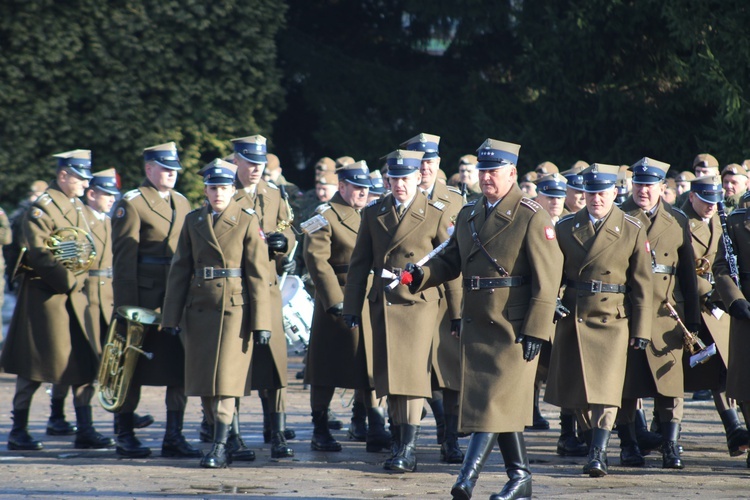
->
xmin=652 ymin=264 xmax=676 ymax=275
xmin=566 ymin=279 xmax=627 ymax=294
xmin=196 ymin=268 xmax=242 ymax=280
xmin=699 ymin=273 xmax=714 ymax=283
xmin=332 ymin=264 xmax=349 ymax=274
xmin=89 ymin=268 xmax=113 ymax=278
xmin=463 ymin=276 xmax=530 ymax=290
xmin=138 ymin=256 xmax=172 ymax=266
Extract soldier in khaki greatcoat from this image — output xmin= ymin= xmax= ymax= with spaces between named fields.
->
xmin=401 ymin=133 xmax=464 ymax=463
xmin=343 ymin=149 xmax=455 ymax=473
xmin=231 ymin=135 xmax=297 ymax=459
xmin=545 ymin=164 xmax=653 ymax=478
xmin=618 ymin=157 xmax=701 ymax=470
xmin=408 ymin=139 xmax=563 ymax=500
xmin=111 ymin=142 xmax=200 ymax=460
xmin=1 ymin=150 xmax=113 ymax=452
xmin=302 ymin=161 xmax=390 ymax=453
xmin=561 ymin=161 xmax=588 ymax=214
xmin=162 ymin=159 xmax=272 ymax=469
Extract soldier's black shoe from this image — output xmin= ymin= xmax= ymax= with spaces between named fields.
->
xmin=116 ymin=413 xmax=151 ymax=458
xmin=74 ymin=406 xmax=114 ymax=449
xmin=311 ymin=410 xmax=342 ymax=452
xmin=226 ymin=413 xmax=255 ymax=461
xmin=390 ymin=424 xmax=418 ymax=473
xmin=365 ymin=407 xmax=391 ymax=453
xmin=441 ymin=414 xmax=464 ymax=464
xmin=617 ymin=423 xmax=645 ymax=467
xmin=347 ymin=400 xmax=368 ymax=441
xmin=692 ymin=390 xmax=712 ymax=401
xmin=201 ymin=422 xmax=230 ymax=469
xmin=584 ymin=428 xmax=610 ymax=477
xmin=491 ymin=432 xmax=532 ymax=500
xmin=720 ymin=408 xmax=750 ymax=457
xmin=661 ymin=422 xmax=684 ymax=469
xmin=557 ymin=414 xmax=587 ymax=456
xmin=9 ymin=409 xmax=43 ymax=451
xmin=635 ymin=409 xmax=661 ymax=454
xmin=528 ymin=405 xmax=550 ymax=431
xmin=161 ymin=410 xmax=201 ymax=458
xmin=261 ymin=401 xmax=296 ymax=443
xmin=451 ymin=432 xmax=496 ymax=500
xmin=270 ymin=413 xmax=294 ymax=458
xmin=134 ymin=413 xmax=154 ymax=429
xmin=383 ymin=425 xmax=400 ymax=470
xmin=46 ymin=399 xmax=76 ymax=436
xmin=327 ymin=409 xmax=343 ymax=430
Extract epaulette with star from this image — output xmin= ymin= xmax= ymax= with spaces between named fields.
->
xmin=123 ymin=189 xmax=142 ymax=201
xmin=315 ymin=203 xmax=331 ymax=214
xmin=520 ymin=197 xmax=542 ymax=212
xmin=624 ymin=214 xmax=643 ymax=228
xmin=366 ymin=198 xmax=382 ymax=208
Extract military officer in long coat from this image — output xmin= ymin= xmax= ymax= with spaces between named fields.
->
xmin=161 ymin=159 xmax=272 ymax=468
xmin=343 ymin=149 xmax=455 ymax=473
xmin=231 ymin=135 xmax=297 ymax=459
xmin=681 ymin=176 xmax=749 ymax=457
xmin=408 ymin=139 xmax=563 ymax=500
xmin=561 ymin=162 xmax=588 ymax=214
xmin=618 ymin=157 xmax=701 ymax=470
xmin=111 ymin=142 xmax=200 ymax=460
xmin=545 ymin=164 xmax=653 ymax=477
xmin=402 ymin=133 xmax=464 ymax=463
xmin=1 ymin=149 xmax=113 ymax=451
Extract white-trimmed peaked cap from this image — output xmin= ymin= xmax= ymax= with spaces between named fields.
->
xmin=476 ymin=139 xmax=520 ymax=170
xmin=581 ymin=163 xmax=620 ymax=192
xmin=231 ymin=135 xmax=267 ymax=164
xmin=400 ymin=133 xmax=440 ymax=159
xmin=369 ymin=170 xmax=386 ymax=194
xmin=53 ymin=149 xmax=93 ymax=179
xmin=381 ymin=149 xmax=424 ymax=178
xmin=535 ymin=173 xmax=567 ymax=198
xmin=143 ymin=142 xmax=182 ymax=170
xmin=337 ymin=160 xmax=371 ymax=187
xmin=690 ymin=175 xmax=723 ymax=204
xmin=90 ymin=168 xmax=119 ymax=194
xmin=630 ymin=157 xmax=669 ymax=185
xmin=199 ymin=158 xmax=237 ymax=185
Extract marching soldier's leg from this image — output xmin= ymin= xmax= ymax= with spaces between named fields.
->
xmin=615 ymin=398 xmax=645 ymax=467
xmin=383 ymin=396 xmax=400 ymax=470
xmin=427 ymin=390 xmax=446 ymax=444
xmin=72 ymin=383 xmax=114 ymax=449
xmin=162 ymin=385 xmax=200 ymax=458
xmin=201 ymin=396 xmax=233 ymax=469
xmin=9 ymin=377 xmax=43 ymax=450
xmin=199 ymin=402 xmax=214 ymax=443
xmin=226 ymin=398 xmax=255 ymax=462
xmin=310 ymin=385 xmax=341 ymax=452
xmin=530 ymin=378 xmax=550 ymax=430
xmin=657 ymin=396 xmax=684 ymax=469
xmin=115 ymin=385 xmax=150 ymax=458
xmin=47 ymin=384 xmax=76 ymax=436
xmin=492 ymin=432 xmax=532 ymax=500
xmin=260 ymin=389 xmax=296 ymax=443
xmin=584 ymin=404 xmax=617 ymax=478
xmin=451 ymin=432 xmax=497 ymax=500
xmin=348 ymin=388 xmax=368 ymax=441
xmin=556 ymin=408 xmax=587 ymax=457
xmin=267 ymin=388 xmax=294 ymax=458
xmin=624 ymin=397 xmax=660 ymax=454
xmin=364 ymin=390 xmax=391 ymax=453
xmin=390 ymin=396 xmax=423 ymax=473
xmin=713 ymin=391 xmax=749 ymax=456
xmin=441 ymin=388 xmax=463 ymax=464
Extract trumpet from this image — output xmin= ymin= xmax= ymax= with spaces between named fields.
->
xmin=663 ymin=301 xmax=716 ymax=367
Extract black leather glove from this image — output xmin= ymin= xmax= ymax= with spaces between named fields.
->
xmin=266 ymin=232 xmax=289 ymax=255
xmin=631 ymin=337 xmax=650 ymax=350
xmin=343 ymin=314 xmax=359 ymax=329
xmin=327 ymin=302 xmax=344 ymax=317
xmin=554 ymin=298 xmax=570 ymax=323
xmin=162 ymin=326 xmax=181 ymax=336
xmin=254 ymin=330 xmax=271 ymax=345
xmin=516 ymin=334 xmax=543 ymax=361
xmin=729 ymin=299 xmax=750 ymax=320
xmin=281 ymin=256 xmax=296 ymax=274
xmin=450 ymin=319 xmax=461 ymax=337
xmin=404 ymin=262 xmax=424 ymax=293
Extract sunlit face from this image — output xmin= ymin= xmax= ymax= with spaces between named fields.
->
xmin=536 ymin=193 xmax=565 ymax=218
xmin=722 ymin=174 xmax=748 ymax=197
xmin=205 ymin=184 xmax=236 ymax=213
xmin=459 ymin=163 xmax=478 ymax=185
xmin=234 ymin=156 xmax=265 ymax=188
xmin=316 ymin=183 xmax=337 ymax=202
xmin=419 ymin=157 xmax=441 ymax=190
xmin=58 ymin=168 xmax=90 ymax=198
xmin=565 ymin=188 xmax=586 ymax=212
xmin=145 ymin=162 xmax=178 ymax=191
xmin=389 ymin=171 xmax=422 ymax=203
xmin=339 ymin=181 xmax=369 ymax=209
xmin=585 ymin=187 xmax=616 ymax=220
xmin=86 ymin=188 xmax=116 ymax=214
xmin=662 ymin=187 xmax=677 ymax=205
xmin=519 ymin=182 xmax=537 ymax=197
xmin=262 ymin=168 xmax=282 ymax=183
xmin=632 ymin=182 xmax=664 ymax=211
xmin=694 ymin=166 xmax=719 ymax=178
xmin=479 ymin=166 xmax=516 ymax=204
xmin=675 ymin=181 xmax=691 ymax=196
xmin=689 ymin=192 xmax=718 ymax=219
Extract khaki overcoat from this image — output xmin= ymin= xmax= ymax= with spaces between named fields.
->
xmin=544 ymin=207 xmax=652 ymax=408
xmin=161 ymin=201 xmax=271 ymax=397
xmin=418 ymin=186 xmax=563 ymax=433
xmin=111 ymin=179 xmax=191 ymax=387
xmin=0 ymin=182 xmax=98 ymax=385
xmin=344 ymin=191 xmax=454 ymax=399
xmin=82 ymin=205 xmax=114 ymax=349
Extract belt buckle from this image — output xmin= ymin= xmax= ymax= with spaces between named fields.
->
xmin=204 ymin=267 xmax=214 ymax=280
xmin=590 ymin=280 xmax=603 ymax=293
xmin=470 ymin=276 xmax=481 ymax=290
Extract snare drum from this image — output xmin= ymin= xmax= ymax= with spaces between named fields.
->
xmin=280 ymin=275 xmax=314 ymax=347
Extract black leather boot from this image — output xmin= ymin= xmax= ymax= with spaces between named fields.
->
xmin=661 ymin=422 xmax=684 ymax=469
xmin=311 ymin=409 xmax=342 ymax=451
xmin=161 ymin=410 xmax=201 ymax=458
xmin=441 ymin=413 xmax=464 ymax=464
xmin=116 ymin=412 xmax=151 ymax=458
xmin=262 ymin=396 xmax=295 ymax=442
xmin=226 ymin=412 xmax=255 ymax=461
xmin=383 ymin=424 xmax=400 ymax=470
xmin=365 ymin=407 xmax=391 ymax=452
xmin=47 ymin=398 xmax=76 ymax=435
xmin=327 ymin=409 xmax=343 ymax=430
xmin=584 ymin=428 xmax=610 ymax=477
xmin=201 ymin=421 xmax=229 ymax=469
xmin=270 ymin=412 xmax=294 ymax=458
xmin=719 ymin=408 xmax=749 ymax=457
xmin=556 ymin=413 xmax=587 ymax=456
xmin=635 ymin=408 xmax=661 ymax=454
xmin=8 ymin=409 xmax=43 ymax=451
xmin=347 ymin=400 xmax=368 ymax=441
xmin=74 ymin=406 xmax=114 ymax=449
xmin=450 ymin=432 xmax=496 ymax=500
xmin=490 ymin=432 xmax=532 ymax=500
xmin=199 ymin=412 xmax=213 ymax=443
xmin=390 ymin=424 xmax=419 ymax=473
xmin=617 ymin=423 xmax=645 ymax=466
xmin=113 ymin=412 xmax=153 ymax=435
xmin=428 ymin=396 xmax=446 ymax=444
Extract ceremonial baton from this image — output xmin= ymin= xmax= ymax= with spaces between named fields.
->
xmin=382 ymin=237 xmax=451 ymax=290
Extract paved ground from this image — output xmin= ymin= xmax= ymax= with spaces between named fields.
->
xmin=0 ymin=292 xmax=749 ymax=498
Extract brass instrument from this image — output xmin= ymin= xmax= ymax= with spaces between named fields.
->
xmin=663 ymin=301 xmax=716 ymax=367
xmin=97 ymin=306 xmax=159 ymax=412
xmin=45 ymin=227 xmax=97 ymax=275
xmin=695 ymin=257 xmax=711 ymax=276
xmin=275 ymin=184 xmax=296 ymax=233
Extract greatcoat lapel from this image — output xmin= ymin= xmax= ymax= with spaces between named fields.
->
xmin=580 ymin=209 xmax=624 ymax=271
xmin=389 ymin=192 xmax=428 ymax=252
xmin=193 ymin=205 xmax=223 ymax=257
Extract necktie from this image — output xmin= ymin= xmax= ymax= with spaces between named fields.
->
xmin=397 ymin=204 xmax=405 ymax=219
xmin=594 ymin=219 xmax=602 ymax=231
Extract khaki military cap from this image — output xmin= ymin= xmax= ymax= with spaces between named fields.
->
xmin=476 ymin=139 xmax=521 ymax=169
xmin=90 ymin=168 xmax=120 ymax=195
xmin=199 ymin=158 xmax=237 ymax=185
xmin=582 ymin=163 xmax=619 ymax=192
xmin=266 ymin=153 xmax=281 ymax=172
xmin=335 ymin=156 xmax=355 ymax=170
xmin=401 ymin=133 xmax=440 ymax=159
xmin=630 ymin=157 xmax=670 ymax=184
xmin=231 ymin=135 xmax=267 ymax=164
xmin=315 ymin=157 xmax=335 ymax=171
xmin=535 ymin=161 xmax=558 ymax=175
xmin=693 ymin=153 xmax=719 ymax=169
xmin=381 ymin=150 xmax=424 ymax=177
xmin=721 ymin=163 xmax=748 ymax=178
xmin=143 ymin=141 xmax=182 ymax=170
xmin=674 ymin=171 xmax=696 ymax=182
xmin=520 ymin=171 xmax=538 ymax=183
xmin=53 ymin=149 xmax=94 ymax=179
xmin=459 ymin=154 xmax=477 ymax=166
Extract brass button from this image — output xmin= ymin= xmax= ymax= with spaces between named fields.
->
xmin=578 ymin=318 xmax=583 ymax=323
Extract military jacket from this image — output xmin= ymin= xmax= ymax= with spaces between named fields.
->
xmin=82 ymin=205 xmax=114 ymax=349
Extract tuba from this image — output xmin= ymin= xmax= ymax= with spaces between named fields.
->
xmin=45 ymin=227 xmax=97 ymax=275
xmin=97 ymin=306 xmax=159 ymax=412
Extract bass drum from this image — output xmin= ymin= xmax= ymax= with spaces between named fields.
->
xmin=280 ymin=275 xmax=314 ymax=349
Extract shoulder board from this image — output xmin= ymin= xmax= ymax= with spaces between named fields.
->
xmin=462 ymin=200 xmax=477 ymax=208
xmin=671 ymin=207 xmax=687 ymax=220
xmin=243 ymin=207 xmax=256 ymax=215
xmin=520 ymin=197 xmax=542 ymax=212
xmin=366 ymin=198 xmax=381 ymax=208
xmin=447 ymin=186 xmax=461 ymax=195
xmin=624 ymin=214 xmax=643 ymax=228
xmin=556 ymin=214 xmax=575 ymax=225
xmin=37 ymin=193 xmax=52 ymax=206
xmin=266 ymin=181 xmax=279 ymax=190
xmin=730 ymin=208 xmax=747 ymax=216
xmin=123 ymin=189 xmax=141 ymax=201
xmin=430 ymin=200 xmax=446 ymax=211
xmin=173 ymin=191 xmax=187 ymax=199
xmin=315 ymin=203 xmax=331 ymax=214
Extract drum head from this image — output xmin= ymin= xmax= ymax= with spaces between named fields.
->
xmin=280 ymin=275 xmax=303 ymax=305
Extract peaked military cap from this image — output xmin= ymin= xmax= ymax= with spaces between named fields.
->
xmin=561 ymin=162 xmax=588 ymax=191
xmin=721 ymin=163 xmax=748 ymax=178
xmin=401 ymin=133 xmax=440 ymax=159
xmin=476 ymin=139 xmax=520 ymax=170
xmin=369 ymin=170 xmax=386 ymax=195
xmin=232 ymin=135 xmax=267 ymax=164
xmin=199 ymin=159 xmax=237 ymax=185
xmin=337 ymin=160 xmax=371 ymax=187
xmin=693 ymin=153 xmax=719 ymax=169
xmin=535 ymin=173 xmax=567 ymax=198
xmin=54 ymin=149 xmax=94 ymax=179
xmin=582 ymin=163 xmax=620 ymax=192
xmin=690 ymin=175 xmax=723 ymax=204
xmin=89 ymin=168 xmax=119 ymax=194
xmin=630 ymin=157 xmax=669 ymax=184
xmin=143 ymin=142 xmax=182 ymax=171
xmin=382 ymin=150 xmax=424 ymax=178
